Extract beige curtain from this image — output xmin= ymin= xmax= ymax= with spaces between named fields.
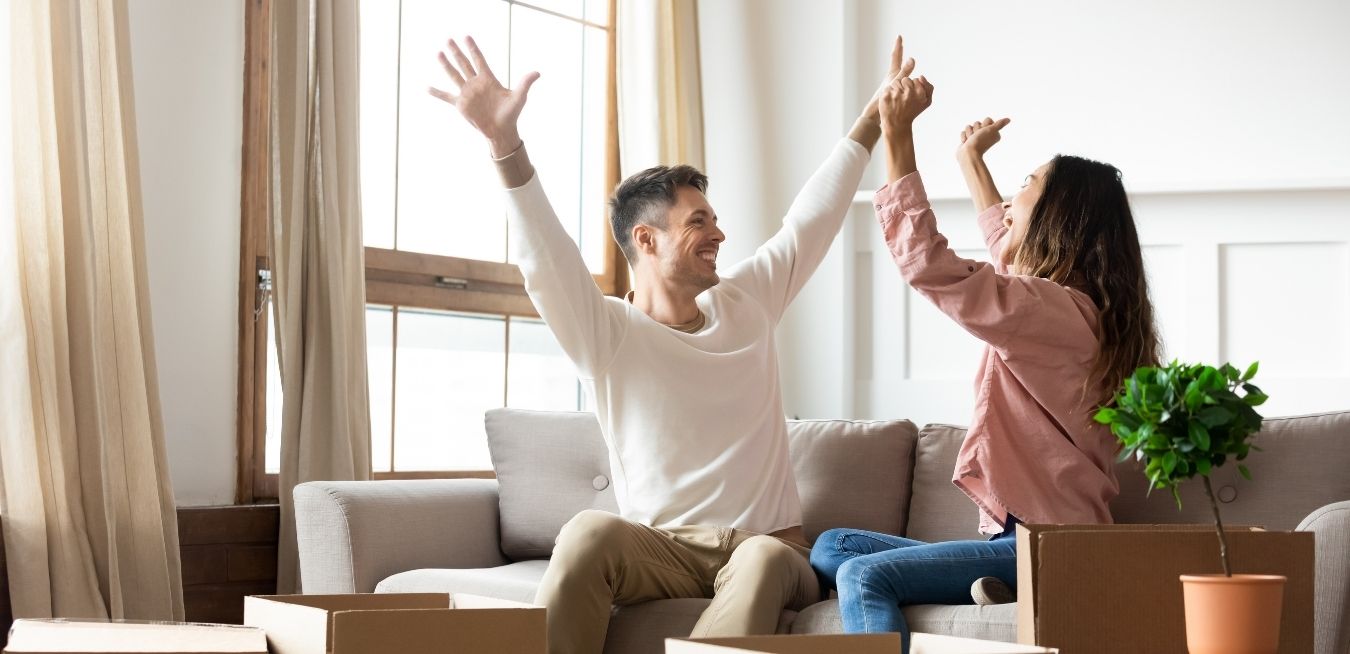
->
xmin=617 ymin=0 xmax=705 ymax=175
xmin=270 ymin=0 xmax=371 ymax=593
xmin=1 ymin=0 xmax=183 ymax=621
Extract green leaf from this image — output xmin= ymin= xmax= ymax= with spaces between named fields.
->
xmin=1188 ymin=420 xmax=1211 ymax=451
xmin=1170 ymin=485 xmax=1183 ymax=510
xmin=1162 ymin=451 xmax=1178 ymax=477
xmin=1238 ymin=464 xmax=1252 ymax=480
xmin=1220 ymin=363 xmax=1240 ymax=381
xmin=1197 ymin=458 xmax=1212 ymax=476
xmin=1242 ymin=361 xmax=1259 ymax=381
xmin=1094 ymin=408 xmax=1118 ymax=425
xmin=1198 ymin=406 xmax=1234 ymax=428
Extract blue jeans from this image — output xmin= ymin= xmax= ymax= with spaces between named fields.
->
xmin=810 ymin=518 xmax=1019 ymax=652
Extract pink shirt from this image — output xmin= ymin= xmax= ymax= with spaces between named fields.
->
xmin=875 ymin=172 xmax=1120 ymax=534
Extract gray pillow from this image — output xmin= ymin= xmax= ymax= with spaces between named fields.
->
xmin=905 ymin=425 xmax=984 ymax=543
xmin=485 ymin=408 xmax=619 ymax=560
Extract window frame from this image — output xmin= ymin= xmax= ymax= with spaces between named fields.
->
xmin=236 ymin=0 xmax=623 ymax=503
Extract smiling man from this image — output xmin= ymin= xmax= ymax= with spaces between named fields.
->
xmin=430 ymin=34 xmax=909 ymax=654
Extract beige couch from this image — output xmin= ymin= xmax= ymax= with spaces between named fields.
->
xmin=295 ymin=408 xmax=1350 ymax=654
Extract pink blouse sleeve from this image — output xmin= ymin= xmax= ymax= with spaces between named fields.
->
xmin=875 ymin=172 xmax=1067 ymax=351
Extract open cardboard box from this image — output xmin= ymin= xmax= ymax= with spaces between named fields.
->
xmin=3 ymin=618 xmax=268 ymax=653
xmin=668 ymin=633 xmax=1057 ymax=653
xmin=242 ymin=593 xmax=544 ymax=654
xmin=1015 ymin=524 xmax=1314 ymax=654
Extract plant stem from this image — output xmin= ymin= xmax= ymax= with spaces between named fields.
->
xmin=1202 ymin=475 xmax=1233 ymax=577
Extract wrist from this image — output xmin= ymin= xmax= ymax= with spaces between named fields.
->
xmin=957 ymin=144 xmax=985 ymax=162
xmin=488 ymin=128 xmax=523 ymax=158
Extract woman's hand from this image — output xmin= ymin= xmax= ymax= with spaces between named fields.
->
xmin=878 ymin=74 xmax=934 ymax=134
xmin=428 ymin=36 xmax=539 ymax=157
xmin=958 ymin=117 xmax=1011 ymax=159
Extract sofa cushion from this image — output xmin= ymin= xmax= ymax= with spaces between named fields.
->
xmin=1111 ymin=410 xmax=1350 ymax=530
xmin=486 ymin=409 xmax=621 ymax=560
xmin=374 ymin=560 xmax=548 ymax=604
xmin=788 ymin=419 xmax=918 ymax=543
xmin=905 ymin=425 xmax=985 ymax=542
xmin=790 ymin=599 xmax=1017 ymax=642
xmin=486 ymin=409 xmax=918 ymax=558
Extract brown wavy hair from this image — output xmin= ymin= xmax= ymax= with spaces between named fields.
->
xmin=1014 ymin=155 xmax=1161 ymax=403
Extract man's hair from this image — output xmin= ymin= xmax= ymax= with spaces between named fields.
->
xmin=608 ymin=165 xmax=709 ymax=265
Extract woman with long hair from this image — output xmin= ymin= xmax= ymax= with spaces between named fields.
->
xmin=810 ymin=72 xmax=1160 ymax=652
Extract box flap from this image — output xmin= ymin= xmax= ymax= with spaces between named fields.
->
xmin=5 ymin=618 xmax=267 ymax=653
xmin=243 ymin=596 xmax=331 ymax=654
xmin=450 ymin=594 xmax=537 ymax=610
xmin=249 ymin=593 xmax=450 ymax=612
xmin=666 ymin=634 xmax=899 ymax=654
xmin=329 ymin=607 xmax=545 ymax=654
xmin=910 ymin=633 xmax=1057 ymax=653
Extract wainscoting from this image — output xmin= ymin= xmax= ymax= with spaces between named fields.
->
xmin=0 ymin=504 xmax=279 ymax=646
xmin=780 ymin=185 xmax=1350 ymax=425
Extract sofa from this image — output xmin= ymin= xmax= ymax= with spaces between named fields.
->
xmin=295 ymin=408 xmax=1350 ymax=654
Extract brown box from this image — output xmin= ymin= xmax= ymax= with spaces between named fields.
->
xmin=1015 ymin=524 xmax=1314 ymax=654
xmin=3 ymin=618 xmax=267 ymax=653
xmin=242 ymin=593 xmax=544 ymax=654
xmin=669 ymin=633 xmax=1056 ymax=653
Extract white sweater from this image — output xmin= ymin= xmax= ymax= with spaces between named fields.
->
xmin=504 ymin=139 xmax=870 ymax=533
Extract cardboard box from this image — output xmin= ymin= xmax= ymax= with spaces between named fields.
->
xmin=4 ymin=618 xmax=267 ymax=653
xmin=242 ymin=593 xmax=544 ymax=654
xmin=668 ymin=633 xmax=1056 ymax=653
xmin=1015 ymin=524 xmax=1314 ymax=654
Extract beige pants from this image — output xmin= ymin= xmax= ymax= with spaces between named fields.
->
xmin=533 ymin=510 xmax=821 ymax=654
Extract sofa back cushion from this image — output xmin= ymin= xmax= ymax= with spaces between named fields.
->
xmin=905 ymin=425 xmax=986 ymax=542
xmin=907 ymin=411 xmax=1350 ymax=542
xmin=485 ymin=409 xmax=620 ymax=559
xmin=485 ymin=409 xmax=917 ymax=559
xmin=1110 ymin=410 xmax=1350 ymax=530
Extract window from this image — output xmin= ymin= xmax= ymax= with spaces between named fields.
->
xmin=237 ymin=0 xmax=620 ymax=502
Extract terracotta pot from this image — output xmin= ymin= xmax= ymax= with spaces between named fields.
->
xmin=1180 ymin=574 xmax=1287 ymax=654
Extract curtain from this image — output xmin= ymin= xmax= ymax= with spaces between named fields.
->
xmin=616 ymin=0 xmax=706 ymax=175
xmin=269 ymin=0 xmax=371 ymax=594
xmin=1 ymin=0 xmax=183 ymax=621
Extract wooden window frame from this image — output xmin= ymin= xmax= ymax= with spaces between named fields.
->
xmin=236 ymin=0 xmax=623 ymax=503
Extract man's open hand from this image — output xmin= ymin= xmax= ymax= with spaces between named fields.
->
xmin=428 ymin=36 xmax=539 ymax=157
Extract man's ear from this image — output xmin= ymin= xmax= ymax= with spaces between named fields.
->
xmin=633 ymin=223 xmax=657 ymax=256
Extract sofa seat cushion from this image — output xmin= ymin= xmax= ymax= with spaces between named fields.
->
xmin=374 ymin=559 xmax=549 ymax=604
xmin=790 ymin=599 xmax=1017 ymax=642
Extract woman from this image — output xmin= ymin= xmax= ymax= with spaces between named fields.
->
xmin=810 ymin=72 xmax=1160 ymax=651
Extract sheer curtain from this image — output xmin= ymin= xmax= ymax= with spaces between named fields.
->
xmin=1 ymin=0 xmax=183 ymax=620
xmin=616 ymin=0 xmax=706 ymax=175
xmin=269 ymin=0 xmax=372 ymax=593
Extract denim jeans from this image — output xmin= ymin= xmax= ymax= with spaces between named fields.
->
xmin=810 ymin=518 xmax=1019 ymax=653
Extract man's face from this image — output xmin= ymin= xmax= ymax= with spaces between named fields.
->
xmin=649 ymin=185 xmax=725 ymax=292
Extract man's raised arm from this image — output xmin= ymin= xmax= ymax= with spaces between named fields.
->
xmin=430 ymin=36 xmax=623 ymax=377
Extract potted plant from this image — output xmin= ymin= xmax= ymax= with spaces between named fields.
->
xmin=1094 ymin=360 xmax=1284 ymax=654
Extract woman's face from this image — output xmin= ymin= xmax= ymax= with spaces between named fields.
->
xmin=1002 ymin=160 xmax=1051 ymax=268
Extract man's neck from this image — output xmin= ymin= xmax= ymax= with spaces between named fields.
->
xmin=629 ymin=276 xmax=701 ymax=327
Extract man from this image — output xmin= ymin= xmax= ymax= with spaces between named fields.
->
xmin=430 ymin=34 xmax=910 ymax=654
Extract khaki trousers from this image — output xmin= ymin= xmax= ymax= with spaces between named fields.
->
xmin=533 ymin=510 xmax=820 ymax=654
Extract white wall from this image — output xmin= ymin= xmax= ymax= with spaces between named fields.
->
xmin=128 ymin=0 xmax=244 ymax=505
xmin=699 ymin=0 xmax=1350 ymax=425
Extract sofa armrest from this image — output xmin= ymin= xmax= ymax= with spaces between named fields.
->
xmin=1297 ymin=500 xmax=1350 ymax=654
xmin=294 ymin=479 xmax=509 ymax=594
